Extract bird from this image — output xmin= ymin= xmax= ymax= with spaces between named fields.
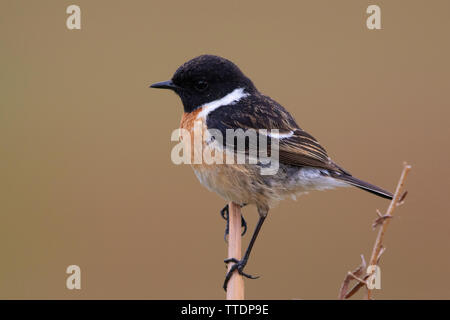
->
xmin=150 ymin=54 xmax=393 ymax=291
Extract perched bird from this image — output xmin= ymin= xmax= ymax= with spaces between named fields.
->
xmin=150 ymin=55 xmax=392 ymax=291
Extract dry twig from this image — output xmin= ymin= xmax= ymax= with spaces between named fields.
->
xmin=339 ymin=162 xmax=411 ymax=299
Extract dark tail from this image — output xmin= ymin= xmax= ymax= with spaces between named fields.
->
xmin=331 ymin=173 xmax=393 ymax=200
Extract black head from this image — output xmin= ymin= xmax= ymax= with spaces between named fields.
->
xmin=150 ymin=55 xmax=256 ymax=113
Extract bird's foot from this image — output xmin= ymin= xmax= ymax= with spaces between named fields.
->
xmin=221 ymin=204 xmax=247 ymax=242
xmin=223 ymin=258 xmax=259 ymax=291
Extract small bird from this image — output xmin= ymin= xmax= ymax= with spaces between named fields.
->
xmin=150 ymin=55 xmax=392 ymax=291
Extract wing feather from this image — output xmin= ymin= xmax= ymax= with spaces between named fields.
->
xmin=205 ymin=93 xmax=342 ymax=172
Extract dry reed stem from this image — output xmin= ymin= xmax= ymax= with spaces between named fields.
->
xmin=226 ymin=202 xmax=245 ymax=300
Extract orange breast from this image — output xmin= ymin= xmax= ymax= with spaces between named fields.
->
xmin=180 ymin=108 xmax=203 ymax=131
xmin=178 ymin=108 xmax=208 ymax=164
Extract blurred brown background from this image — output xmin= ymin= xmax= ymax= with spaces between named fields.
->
xmin=1 ymin=0 xmax=449 ymax=299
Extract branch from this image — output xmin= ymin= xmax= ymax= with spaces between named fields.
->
xmin=366 ymin=162 xmax=411 ymax=299
xmin=338 ymin=162 xmax=412 ymax=299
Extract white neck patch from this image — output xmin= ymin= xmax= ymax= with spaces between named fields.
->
xmin=196 ymin=88 xmax=249 ymax=119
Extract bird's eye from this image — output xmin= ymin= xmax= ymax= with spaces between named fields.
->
xmin=195 ymin=80 xmax=208 ymax=92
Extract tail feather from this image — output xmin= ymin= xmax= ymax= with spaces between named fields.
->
xmin=331 ymin=173 xmax=393 ymax=200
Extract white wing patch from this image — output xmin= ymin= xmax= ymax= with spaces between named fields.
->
xmin=264 ymin=130 xmax=294 ymax=139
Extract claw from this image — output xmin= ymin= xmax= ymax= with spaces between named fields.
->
xmin=221 ymin=205 xmax=230 ymax=242
xmin=221 ymin=204 xmax=247 ymax=242
xmin=240 ymin=216 xmax=247 ymax=236
xmin=220 ymin=205 xmax=228 ymax=220
xmin=223 ymin=258 xmax=259 ymax=291
xmin=224 ymin=258 xmax=239 ymax=264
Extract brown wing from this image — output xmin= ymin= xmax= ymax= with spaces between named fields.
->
xmin=205 ymin=93 xmax=346 ymax=173
xmin=278 ymin=129 xmax=342 ymax=172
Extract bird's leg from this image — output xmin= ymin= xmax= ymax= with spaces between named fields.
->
xmin=221 ymin=204 xmax=247 ymax=242
xmin=223 ymin=214 xmax=266 ymax=291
